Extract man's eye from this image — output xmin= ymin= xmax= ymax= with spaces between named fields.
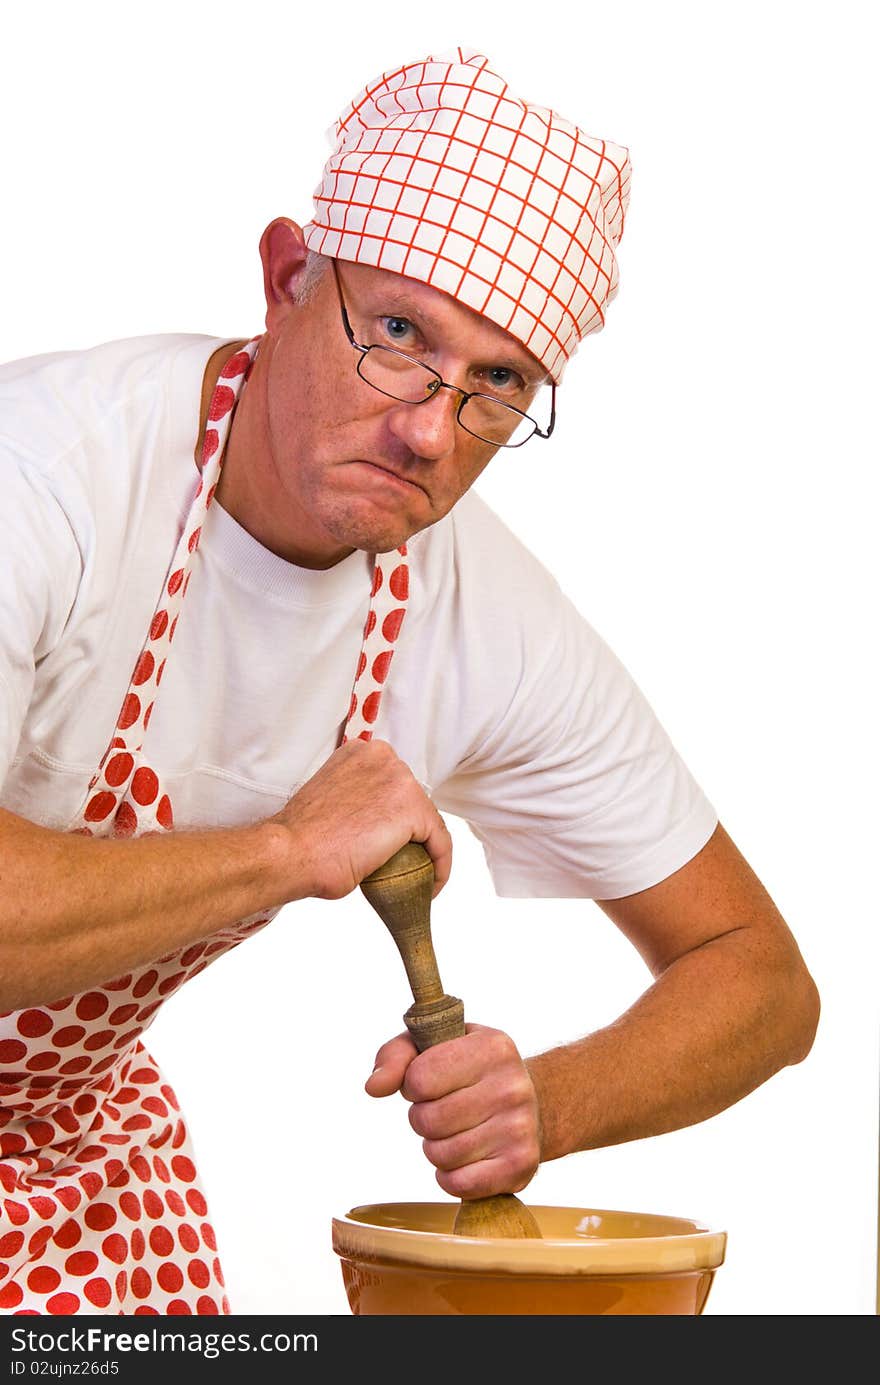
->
xmin=484 ymin=366 xmax=523 ymax=394
xmin=381 ymin=317 xmax=414 ymax=343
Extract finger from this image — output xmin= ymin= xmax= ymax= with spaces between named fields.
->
xmin=420 ymin=1109 xmax=539 ymax=1172
xmin=364 ymin=1032 xmax=417 ymax=1097
xmin=407 ymin=1084 xmax=491 ymax=1140
xmin=400 ymin=1027 xmax=521 ymax=1103
xmin=420 ymin=1119 xmax=497 ymax=1172
xmin=418 ymin=814 xmax=453 ymax=895
xmin=434 ymin=1155 xmax=535 ymax=1201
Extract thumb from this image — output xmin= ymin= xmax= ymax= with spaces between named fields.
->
xmin=364 ymin=1031 xmax=418 ymax=1098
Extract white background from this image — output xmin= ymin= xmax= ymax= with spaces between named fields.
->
xmin=2 ymin=0 xmax=877 ymax=1316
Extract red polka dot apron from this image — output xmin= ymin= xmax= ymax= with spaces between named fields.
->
xmin=0 ymin=340 xmax=410 ymax=1314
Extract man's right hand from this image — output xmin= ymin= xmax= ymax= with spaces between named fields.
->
xmin=271 ymin=738 xmax=452 ymax=901
xmin=0 ymin=739 xmax=450 ymax=1011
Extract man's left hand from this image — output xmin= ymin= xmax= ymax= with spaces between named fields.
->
xmin=365 ymin=1024 xmax=541 ymax=1199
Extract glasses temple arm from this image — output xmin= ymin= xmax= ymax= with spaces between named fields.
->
xmin=536 ymin=380 xmax=557 ymax=440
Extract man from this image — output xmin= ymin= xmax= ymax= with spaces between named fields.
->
xmin=0 ymin=49 xmax=818 ymax=1314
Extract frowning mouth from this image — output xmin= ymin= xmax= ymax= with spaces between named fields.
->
xmin=350 ymin=460 xmax=426 ymax=495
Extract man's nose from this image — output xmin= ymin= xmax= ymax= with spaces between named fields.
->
xmin=386 ymin=383 xmax=460 ymax=461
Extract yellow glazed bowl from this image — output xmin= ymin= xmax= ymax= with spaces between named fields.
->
xmin=332 ymin=1202 xmax=727 ymax=1315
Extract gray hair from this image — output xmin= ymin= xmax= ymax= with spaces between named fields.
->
xmin=288 ymin=250 xmax=332 ymax=305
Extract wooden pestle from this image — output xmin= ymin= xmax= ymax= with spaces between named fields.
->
xmin=361 ymin=843 xmax=542 ymax=1239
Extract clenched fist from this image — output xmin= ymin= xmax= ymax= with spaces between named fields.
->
xmin=365 ymin=1024 xmax=542 ymax=1199
xmin=270 ymin=738 xmax=452 ymax=901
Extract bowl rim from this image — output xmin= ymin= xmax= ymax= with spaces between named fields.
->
xmin=332 ymin=1202 xmax=728 ymax=1278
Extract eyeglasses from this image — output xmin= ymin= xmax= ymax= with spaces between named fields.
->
xmin=330 ymin=260 xmax=556 ymax=448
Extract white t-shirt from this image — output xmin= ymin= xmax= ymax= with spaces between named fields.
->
xmin=0 ymin=333 xmax=717 ymax=899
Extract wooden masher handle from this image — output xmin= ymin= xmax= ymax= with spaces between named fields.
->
xmin=360 ymin=842 xmax=541 ymax=1239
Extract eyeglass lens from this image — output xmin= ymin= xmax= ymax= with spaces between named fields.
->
xmin=358 ymin=348 xmax=538 ymax=446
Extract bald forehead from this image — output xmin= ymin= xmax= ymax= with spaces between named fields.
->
xmin=338 ymin=260 xmax=550 ymax=384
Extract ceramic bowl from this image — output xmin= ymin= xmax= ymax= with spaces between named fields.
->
xmin=332 ymin=1201 xmax=726 ymax=1315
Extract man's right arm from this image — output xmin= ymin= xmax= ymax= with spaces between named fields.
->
xmin=0 ymin=739 xmax=452 ymax=1012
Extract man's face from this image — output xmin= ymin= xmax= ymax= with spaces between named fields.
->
xmin=250 ymin=258 xmax=548 ymax=565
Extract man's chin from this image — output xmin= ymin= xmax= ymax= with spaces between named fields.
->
xmin=321 ymin=502 xmax=432 ymax=556
xmin=339 ymin=522 xmax=422 ymax=555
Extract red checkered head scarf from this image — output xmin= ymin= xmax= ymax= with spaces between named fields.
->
xmin=303 ymin=48 xmax=631 ymax=382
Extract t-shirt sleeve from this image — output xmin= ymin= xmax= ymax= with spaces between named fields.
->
xmin=0 ymin=458 xmax=82 ymax=784
xmin=431 ymin=561 xmax=718 ymax=900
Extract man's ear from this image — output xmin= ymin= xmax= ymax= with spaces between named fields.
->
xmin=258 ymin=218 xmax=309 ymax=329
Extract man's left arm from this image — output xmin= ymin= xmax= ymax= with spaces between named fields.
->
xmin=367 ymin=822 xmax=820 ymax=1197
xmin=525 ymin=821 xmax=820 ymax=1161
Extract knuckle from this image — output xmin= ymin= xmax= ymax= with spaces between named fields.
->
xmin=422 ymin=1138 xmax=453 ymax=1171
xmin=407 ymin=1103 xmax=430 ymax=1137
xmin=446 ymin=1167 xmax=486 ymax=1199
xmin=512 ymin=1141 xmax=540 ymax=1174
xmin=436 ymin=1164 xmax=471 ymax=1197
xmin=401 ymin=1057 xmax=435 ymax=1104
xmin=480 ymin=1028 xmax=511 ymax=1061
xmin=434 ymin=1168 xmax=457 ymax=1196
xmin=512 ymin=1158 xmax=539 ymax=1193
xmin=401 ymin=1072 xmax=427 ymax=1104
xmin=497 ymin=1032 xmax=520 ymax=1061
xmin=506 ymin=1111 xmax=533 ymax=1144
xmin=514 ymin=1076 xmax=538 ymax=1109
